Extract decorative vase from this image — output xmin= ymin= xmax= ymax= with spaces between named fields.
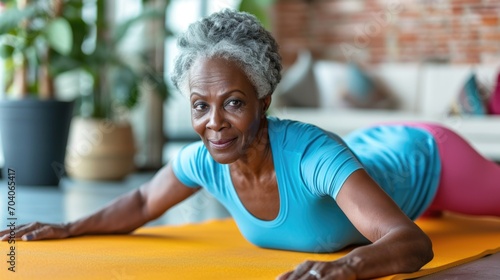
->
xmin=65 ymin=117 xmax=136 ymax=181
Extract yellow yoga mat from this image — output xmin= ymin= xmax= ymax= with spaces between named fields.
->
xmin=1 ymin=213 xmax=499 ymax=280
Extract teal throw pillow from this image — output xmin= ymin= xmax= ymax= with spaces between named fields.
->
xmin=342 ymin=63 xmax=395 ymax=109
xmin=450 ymin=73 xmax=489 ymax=115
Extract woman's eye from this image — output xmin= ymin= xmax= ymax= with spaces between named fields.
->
xmin=193 ymin=102 xmax=208 ymax=111
xmin=226 ymin=99 xmax=242 ymax=108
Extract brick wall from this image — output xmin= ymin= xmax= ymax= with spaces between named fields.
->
xmin=271 ymin=0 xmax=500 ymax=67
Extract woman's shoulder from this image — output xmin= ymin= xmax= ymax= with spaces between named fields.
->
xmin=267 ymin=116 xmax=345 ymax=150
xmin=267 ymin=116 xmax=325 ymax=135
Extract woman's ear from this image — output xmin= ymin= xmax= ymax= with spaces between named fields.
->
xmin=262 ymin=95 xmax=272 ymax=113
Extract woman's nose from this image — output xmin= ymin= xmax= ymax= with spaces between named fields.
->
xmin=206 ymin=107 xmax=227 ymax=131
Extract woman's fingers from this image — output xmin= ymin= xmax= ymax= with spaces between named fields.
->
xmin=280 ymin=260 xmax=316 ymax=280
xmin=276 ymin=271 xmax=293 ymax=280
xmin=23 ymin=226 xmax=55 ymax=241
xmin=15 ymin=222 xmax=44 ymax=240
xmin=0 ymin=222 xmax=35 ymax=241
xmin=278 ymin=260 xmax=357 ymax=280
xmin=0 ymin=232 xmax=12 ymax=241
xmin=23 ymin=223 xmax=70 ymax=241
xmin=0 ymin=222 xmax=69 ymax=241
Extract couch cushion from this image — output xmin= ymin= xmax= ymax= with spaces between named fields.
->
xmin=488 ymin=70 xmax=500 ymax=115
xmin=420 ymin=64 xmax=498 ymax=116
xmin=313 ymin=61 xmax=421 ymax=112
xmin=375 ymin=63 xmax=421 ymax=113
xmin=313 ymin=61 xmax=348 ymax=109
xmin=274 ymin=50 xmax=320 ymax=107
xmin=449 ymin=72 xmax=489 ymax=115
xmin=341 ymin=63 xmax=396 ymax=109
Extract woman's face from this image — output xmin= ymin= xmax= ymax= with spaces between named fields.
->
xmin=188 ymin=57 xmax=270 ymax=164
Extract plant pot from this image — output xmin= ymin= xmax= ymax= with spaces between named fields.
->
xmin=0 ymin=99 xmax=74 ymax=186
xmin=65 ymin=117 xmax=136 ymax=181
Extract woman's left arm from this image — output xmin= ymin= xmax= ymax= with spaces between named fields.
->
xmin=279 ymin=169 xmax=433 ymax=280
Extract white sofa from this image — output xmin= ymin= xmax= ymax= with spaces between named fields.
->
xmin=164 ymin=61 xmax=500 ymax=161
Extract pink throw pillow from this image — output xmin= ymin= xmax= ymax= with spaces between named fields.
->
xmin=488 ymin=71 xmax=500 ymax=115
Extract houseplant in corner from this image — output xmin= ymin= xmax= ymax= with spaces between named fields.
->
xmin=0 ymin=0 xmax=75 ymax=186
xmin=61 ymin=0 xmax=168 ymax=180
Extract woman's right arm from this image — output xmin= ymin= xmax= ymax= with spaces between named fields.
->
xmin=0 ymin=164 xmax=200 ymax=241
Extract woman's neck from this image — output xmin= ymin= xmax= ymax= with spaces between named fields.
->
xmin=230 ymin=118 xmax=273 ymax=178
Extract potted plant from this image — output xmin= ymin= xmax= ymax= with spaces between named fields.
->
xmin=60 ymin=0 xmax=169 ymax=180
xmin=0 ymin=0 xmax=169 ymax=183
xmin=0 ymin=0 xmax=75 ymax=186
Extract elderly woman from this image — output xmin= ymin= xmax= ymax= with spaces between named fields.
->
xmin=3 ymin=9 xmax=500 ymax=280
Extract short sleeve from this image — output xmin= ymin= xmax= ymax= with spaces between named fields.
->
xmin=171 ymin=141 xmax=206 ymax=188
xmin=301 ymin=131 xmax=364 ymax=199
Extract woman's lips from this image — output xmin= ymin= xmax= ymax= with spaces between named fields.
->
xmin=209 ymin=138 xmax=236 ymax=150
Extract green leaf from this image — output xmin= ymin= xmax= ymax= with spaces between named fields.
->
xmin=238 ymin=0 xmax=275 ymax=30
xmin=50 ymin=51 xmax=82 ymax=74
xmin=65 ymin=18 xmax=89 ymax=58
xmin=44 ymin=18 xmax=73 ymax=55
xmin=112 ymin=66 xmax=140 ymax=109
xmin=0 ymin=44 xmax=15 ymax=59
xmin=0 ymin=5 xmax=39 ymax=34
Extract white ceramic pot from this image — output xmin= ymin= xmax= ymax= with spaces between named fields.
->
xmin=65 ymin=117 xmax=136 ymax=180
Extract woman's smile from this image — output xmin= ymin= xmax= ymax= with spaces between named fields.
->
xmin=208 ymin=137 xmax=237 ymax=150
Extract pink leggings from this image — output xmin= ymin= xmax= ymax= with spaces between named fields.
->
xmin=404 ymin=123 xmax=500 ymax=216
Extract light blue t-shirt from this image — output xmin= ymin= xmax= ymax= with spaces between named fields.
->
xmin=172 ymin=117 xmax=441 ymax=253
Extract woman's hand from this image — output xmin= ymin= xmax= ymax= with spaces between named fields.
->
xmin=0 ymin=222 xmax=71 ymax=241
xmin=277 ymin=260 xmax=356 ymax=280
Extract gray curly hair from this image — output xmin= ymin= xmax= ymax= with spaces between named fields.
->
xmin=170 ymin=9 xmax=282 ymax=99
